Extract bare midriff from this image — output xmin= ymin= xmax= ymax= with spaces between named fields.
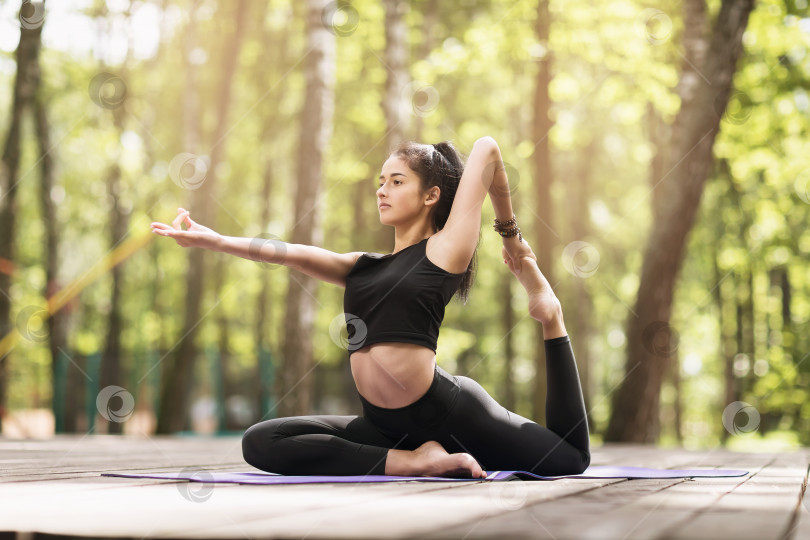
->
xmin=350 ymin=342 xmax=437 ymax=409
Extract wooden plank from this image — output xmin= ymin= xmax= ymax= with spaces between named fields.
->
xmin=0 ymin=477 xmax=479 ymax=538
xmin=436 ymin=447 xmax=777 ymax=540
xmin=166 ymin=478 xmax=627 ymax=539
xmin=170 ymin=444 xmax=690 ymax=538
xmin=782 ymin=456 xmax=810 ymax=540
xmin=0 ymin=435 xmax=246 ymax=481
xmin=656 ymin=452 xmax=808 ymax=540
xmin=0 ymin=437 xmax=805 ymax=540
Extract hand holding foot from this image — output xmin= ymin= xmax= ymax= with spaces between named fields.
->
xmin=501 ymin=236 xmax=536 ymax=274
xmin=503 ymin=240 xmax=567 ymax=338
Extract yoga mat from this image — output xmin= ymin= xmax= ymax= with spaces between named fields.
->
xmin=102 ymin=465 xmax=749 ymax=484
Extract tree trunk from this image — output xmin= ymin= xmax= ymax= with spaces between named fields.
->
xmin=716 ymin=247 xmax=736 ymax=445
xmin=383 ymin=0 xmax=410 ymax=145
xmin=645 ymin=101 xmax=681 ymax=442
xmin=33 ymin=46 xmax=74 ymax=434
xmin=605 ymin=0 xmax=754 ymax=443
xmin=277 ymin=0 xmax=336 ymax=417
xmin=95 ymin=1 xmax=134 ymax=435
xmin=413 ymin=0 xmax=438 ymax=141
xmin=501 ymin=275 xmax=516 ymax=411
xmin=531 ymin=0 xmax=553 ymax=423
xmin=0 ymin=1 xmax=45 ymax=434
xmin=157 ymin=0 xmax=249 ymax=433
xmin=570 ymin=136 xmax=596 ymax=427
xmin=376 ymin=0 xmax=410 ymax=253
xmin=137 ymin=0 xmax=170 ymax=428
xmin=155 ymin=0 xmax=202 ymax=434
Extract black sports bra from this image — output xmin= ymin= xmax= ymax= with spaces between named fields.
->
xmin=343 ymin=237 xmax=465 ymax=356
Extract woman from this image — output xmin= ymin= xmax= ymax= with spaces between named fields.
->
xmin=150 ymin=136 xmax=590 ymax=479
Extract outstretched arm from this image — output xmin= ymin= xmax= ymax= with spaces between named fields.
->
xmin=217 ymin=235 xmax=364 ymax=287
xmin=151 ymin=208 xmax=363 ymax=287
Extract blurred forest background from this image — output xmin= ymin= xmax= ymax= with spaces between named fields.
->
xmin=0 ymin=0 xmax=808 ymax=451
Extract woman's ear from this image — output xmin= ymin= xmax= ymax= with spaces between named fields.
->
xmin=424 ymin=185 xmax=440 ymax=206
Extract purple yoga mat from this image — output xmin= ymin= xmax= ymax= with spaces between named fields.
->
xmin=102 ymin=465 xmax=749 ymax=484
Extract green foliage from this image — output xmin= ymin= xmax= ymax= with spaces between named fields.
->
xmin=0 ymin=0 xmax=807 ymax=445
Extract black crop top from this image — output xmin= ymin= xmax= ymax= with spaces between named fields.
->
xmin=343 ymin=237 xmax=465 ymax=357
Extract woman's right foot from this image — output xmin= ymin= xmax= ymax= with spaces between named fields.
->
xmin=412 ymin=440 xmax=487 ymax=479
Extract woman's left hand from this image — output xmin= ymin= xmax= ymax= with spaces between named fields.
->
xmin=502 ymin=237 xmax=536 ymax=274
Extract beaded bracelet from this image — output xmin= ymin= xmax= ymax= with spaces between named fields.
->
xmin=495 ymin=213 xmax=517 ymax=229
xmin=494 ymin=214 xmax=517 ymax=229
xmin=493 ymin=214 xmax=523 ymax=242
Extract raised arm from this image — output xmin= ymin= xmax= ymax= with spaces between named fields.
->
xmin=484 ymin=140 xmax=537 ymax=273
xmin=433 ymin=137 xmax=534 ymax=274
xmin=151 ymin=208 xmax=364 ymax=287
xmin=431 ymin=137 xmax=499 ymax=271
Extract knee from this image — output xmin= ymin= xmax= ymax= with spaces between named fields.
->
xmin=576 ymin=448 xmax=591 ymax=474
xmin=241 ymin=423 xmax=263 ymax=469
xmin=533 ymin=445 xmax=590 ymax=477
xmin=241 ymin=418 xmax=288 ymax=470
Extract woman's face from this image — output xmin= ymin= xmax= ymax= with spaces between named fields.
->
xmin=377 ymin=155 xmax=432 ymax=226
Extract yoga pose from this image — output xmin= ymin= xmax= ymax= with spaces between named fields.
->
xmin=150 ymin=137 xmax=590 ymax=478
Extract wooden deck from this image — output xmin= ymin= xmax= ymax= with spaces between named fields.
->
xmin=0 ymin=436 xmax=808 ymax=539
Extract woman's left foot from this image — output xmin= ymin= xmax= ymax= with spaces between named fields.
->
xmin=507 ymin=254 xmax=562 ymax=326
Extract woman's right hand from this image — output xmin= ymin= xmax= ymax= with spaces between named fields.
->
xmin=151 ymin=208 xmax=223 ymax=251
xmin=502 ymin=239 xmax=537 ymax=275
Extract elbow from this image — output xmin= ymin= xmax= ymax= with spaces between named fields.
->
xmin=475 ymin=136 xmax=498 ymax=150
xmin=474 ymin=136 xmax=500 ymax=159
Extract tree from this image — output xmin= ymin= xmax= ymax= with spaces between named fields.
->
xmin=0 ymin=0 xmax=46 ymax=433
xmin=276 ymin=0 xmax=336 ymax=417
xmin=157 ymin=0 xmax=249 ymax=433
xmin=605 ymin=0 xmax=755 ymax=443
xmin=531 ymin=0 xmax=553 ymax=422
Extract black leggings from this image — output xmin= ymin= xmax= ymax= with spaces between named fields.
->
xmin=242 ymin=335 xmax=590 ymax=476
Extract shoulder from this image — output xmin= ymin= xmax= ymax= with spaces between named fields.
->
xmin=344 ymin=251 xmax=366 ymax=264
xmin=425 ymin=232 xmax=470 ymax=275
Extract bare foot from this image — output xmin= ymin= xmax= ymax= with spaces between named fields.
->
xmin=507 ymin=254 xmax=561 ymax=326
xmin=384 ymin=441 xmax=486 ymax=478
xmin=414 ymin=441 xmax=487 ymax=479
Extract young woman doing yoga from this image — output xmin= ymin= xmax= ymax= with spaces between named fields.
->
xmin=150 ymin=136 xmax=590 ymax=478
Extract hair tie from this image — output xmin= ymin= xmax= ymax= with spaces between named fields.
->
xmin=431 ymin=143 xmax=446 ymax=164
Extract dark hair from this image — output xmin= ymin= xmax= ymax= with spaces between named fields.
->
xmin=390 ymin=140 xmax=478 ymax=305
